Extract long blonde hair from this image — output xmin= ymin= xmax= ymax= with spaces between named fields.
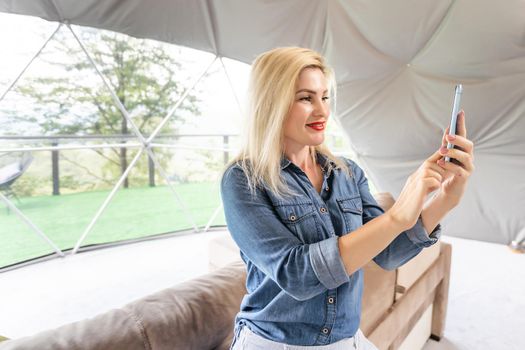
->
xmin=227 ymin=47 xmax=349 ymax=197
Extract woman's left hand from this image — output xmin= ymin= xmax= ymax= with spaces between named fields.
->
xmin=436 ymin=110 xmax=475 ymax=206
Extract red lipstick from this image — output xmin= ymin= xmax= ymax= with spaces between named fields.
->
xmin=306 ymin=122 xmax=325 ymax=131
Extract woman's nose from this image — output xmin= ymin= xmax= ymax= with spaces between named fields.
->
xmin=313 ymin=98 xmax=329 ymax=117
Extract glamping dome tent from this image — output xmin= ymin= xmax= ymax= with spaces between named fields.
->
xmin=0 ymin=1 xmax=524 ymax=349
xmin=2 ymin=0 xmax=523 ymax=245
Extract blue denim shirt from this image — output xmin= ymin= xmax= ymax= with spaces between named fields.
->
xmin=221 ymin=154 xmax=441 ymax=346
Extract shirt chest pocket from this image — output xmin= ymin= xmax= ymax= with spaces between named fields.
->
xmin=337 ymin=197 xmax=363 ymax=232
xmin=274 ymin=203 xmax=320 ymax=243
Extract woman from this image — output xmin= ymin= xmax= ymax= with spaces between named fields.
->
xmin=221 ymin=47 xmax=474 ymax=349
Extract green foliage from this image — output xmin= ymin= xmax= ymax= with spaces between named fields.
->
xmin=3 ymin=28 xmax=203 ymax=189
xmin=11 ymin=175 xmax=50 ymax=197
xmin=59 ymin=175 xmax=82 ymax=192
xmin=10 ymin=29 xmax=201 ymax=136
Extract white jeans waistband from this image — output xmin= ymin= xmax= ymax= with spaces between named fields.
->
xmin=233 ymin=326 xmax=364 ymax=350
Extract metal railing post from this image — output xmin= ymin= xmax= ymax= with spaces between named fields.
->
xmin=51 ymin=141 xmax=60 ymax=195
xmin=148 ymin=153 xmax=155 ymax=187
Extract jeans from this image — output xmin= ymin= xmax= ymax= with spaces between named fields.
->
xmin=231 ymin=326 xmax=379 ymax=350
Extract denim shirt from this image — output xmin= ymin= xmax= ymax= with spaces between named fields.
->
xmin=220 ymin=154 xmax=441 ymax=347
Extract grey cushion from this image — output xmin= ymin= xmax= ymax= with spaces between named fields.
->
xmin=0 ymin=308 xmax=146 ymax=350
xmin=0 ymin=261 xmax=247 ymax=350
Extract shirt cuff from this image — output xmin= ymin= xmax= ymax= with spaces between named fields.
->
xmin=309 ymin=236 xmax=350 ymax=290
xmin=404 ymin=216 xmax=441 ymax=248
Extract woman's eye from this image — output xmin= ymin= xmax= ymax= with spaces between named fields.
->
xmin=298 ymin=95 xmax=329 ymax=102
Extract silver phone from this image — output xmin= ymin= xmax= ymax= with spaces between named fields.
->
xmin=445 ymin=84 xmax=463 ymax=162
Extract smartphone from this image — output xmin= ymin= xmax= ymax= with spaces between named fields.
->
xmin=445 ymin=84 xmax=463 ymax=162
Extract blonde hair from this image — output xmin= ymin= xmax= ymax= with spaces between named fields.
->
xmin=227 ymin=47 xmax=349 ymax=197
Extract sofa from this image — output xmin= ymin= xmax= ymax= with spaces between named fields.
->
xmin=0 ymin=192 xmax=451 ymax=350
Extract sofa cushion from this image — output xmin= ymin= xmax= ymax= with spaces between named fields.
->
xmin=0 ymin=308 xmax=147 ymax=350
xmin=124 ymin=261 xmax=246 ymax=350
xmin=0 ymin=262 xmax=247 ymax=350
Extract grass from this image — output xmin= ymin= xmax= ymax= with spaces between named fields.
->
xmin=0 ymin=182 xmax=226 ymax=268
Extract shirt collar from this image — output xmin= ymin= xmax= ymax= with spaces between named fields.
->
xmin=317 ymin=152 xmax=337 ymax=176
xmin=280 ymin=157 xmax=292 ymax=169
xmin=280 ymin=152 xmax=337 ymax=174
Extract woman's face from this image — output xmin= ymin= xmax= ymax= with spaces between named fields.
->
xmin=283 ymin=67 xmax=330 ymax=153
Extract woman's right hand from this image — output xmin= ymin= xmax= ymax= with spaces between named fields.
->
xmin=386 ymin=150 xmax=445 ymax=231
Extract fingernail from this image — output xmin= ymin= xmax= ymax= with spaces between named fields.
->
xmin=440 ymin=146 xmax=448 ymax=154
xmin=438 ymin=159 xmax=445 ymax=166
xmin=447 ymin=134 xmax=456 ymax=141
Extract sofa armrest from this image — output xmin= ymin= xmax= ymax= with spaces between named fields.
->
xmin=366 ymin=242 xmax=452 ymax=349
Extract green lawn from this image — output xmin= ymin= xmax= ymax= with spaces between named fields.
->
xmin=0 ymin=182 xmax=226 ymax=268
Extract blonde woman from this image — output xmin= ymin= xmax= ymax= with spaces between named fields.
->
xmin=221 ymin=47 xmax=474 ymax=349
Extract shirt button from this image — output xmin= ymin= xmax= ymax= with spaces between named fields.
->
xmin=290 ymin=215 xmax=296 ymax=221
xmin=325 ymin=186 xmax=329 ymax=191
xmin=322 ymin=328 xmax=329 ymax=334
xmin=320 ymin=207 xmax=327 ymax=213
xmin=328 ymin=297 xmax=334 ymax=304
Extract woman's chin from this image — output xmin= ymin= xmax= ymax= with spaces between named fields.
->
xmin=309 ymin=136 xmax=325 ymax=146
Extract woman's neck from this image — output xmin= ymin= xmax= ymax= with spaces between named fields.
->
xmin=285 ymin=146 xmax=323 ymax=193
xmin=285 ymin=146 xmax=316 ymax=172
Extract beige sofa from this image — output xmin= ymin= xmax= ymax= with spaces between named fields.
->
xmin=0 ymin=193 xmax=451 ymax=350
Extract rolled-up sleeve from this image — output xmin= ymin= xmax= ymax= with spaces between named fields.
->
xmin=405 ymin=216 xmax=441 ymax=248
xmin=347 ymin=160 xmax=441 ymax=271
xmin=310 ymin=236 xmax=350 ymax=289
xmin=221 ymin=166 xmax=349 ymax=301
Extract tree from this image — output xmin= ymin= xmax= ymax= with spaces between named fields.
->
xmin=2 ymin=27 xmax=201 ymax=188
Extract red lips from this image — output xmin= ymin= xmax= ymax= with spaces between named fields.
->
xmin=306 ymin=122 xmax=325 ymax=131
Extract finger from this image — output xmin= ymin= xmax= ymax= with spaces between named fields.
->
xmin=442 ymin=126 xmax=450 ymax=147
xmin=422 ymin=177 xmax=442 ymax=193
xmin=427 ymin=149 xmax=444 ymax=163
xmin=435 ymin=160 xmax=456 ymax=180
xmin=428 ymin=162 xmax=446 ymax=176
xmin=441 ymin=148 xmax=474 ymax=172
xmin=422 ymin=162 xmax=445 ymax=182
xmin=425 ymin=168 xmax=444 ymax=183
xmin=437 ymin=158 xmax=471 ymax=177
xmin=438 ymin=148 xmax=474 ymax=172
xmin=445 ymin=134 xmax=474 ymax=154
xmin=456 ymin=110 xmax=467 ymax=138
xmin=440 ymin=144 xmax=464 ymax=161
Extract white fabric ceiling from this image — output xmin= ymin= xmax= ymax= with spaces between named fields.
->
xmin=1 ymin=0 xmax=524 ymax=245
